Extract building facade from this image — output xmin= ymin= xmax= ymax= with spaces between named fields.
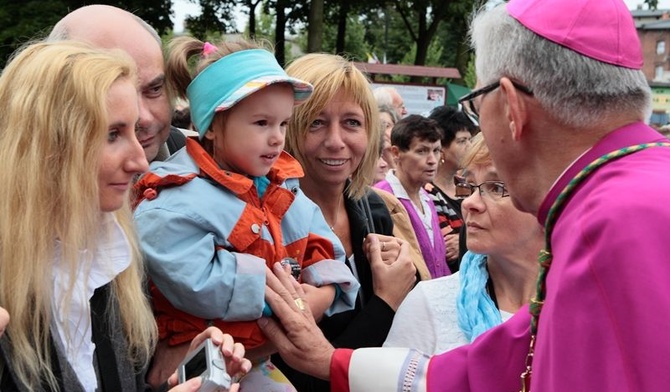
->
xmin=633 ymin=8 xmax=670 ymax=127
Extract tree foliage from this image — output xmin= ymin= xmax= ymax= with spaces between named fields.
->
xmin=306 ymin=0 xmax=324 ymax=52
xmin=185 ymin=0 xmax=236 ymax=40
xmin=0 ymin=0 xmax=478 ymax=84
xmin=0 ymin=0 xmax=173 ymax=68
xmin=320 ymin=15 xmax=370 ymax=62
xmin=390 ymin=0 xmax=452 ymax=66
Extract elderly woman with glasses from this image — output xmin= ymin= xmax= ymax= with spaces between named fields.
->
xmin=383 ymin=133 xmax=543 ymax=354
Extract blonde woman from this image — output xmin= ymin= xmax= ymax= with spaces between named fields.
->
xmin=273 ymin=53 xmax=418 ymax=391
xmin=0 ymin=41 xmax=250 ymax=391
xmin=384 ymin=133 xmax=542 ymax=354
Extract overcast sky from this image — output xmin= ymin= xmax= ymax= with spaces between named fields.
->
xmin=172 ymin=0 xmax=201 ymax=33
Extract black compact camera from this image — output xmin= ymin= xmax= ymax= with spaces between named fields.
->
xmin=177 ymin=338 xmax=232 ymax=392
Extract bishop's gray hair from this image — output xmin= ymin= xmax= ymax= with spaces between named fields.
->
xmin=469 ymin=3 xmax=651 ymax=128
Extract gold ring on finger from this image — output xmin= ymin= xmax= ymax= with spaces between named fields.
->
xmin=294 ymin=297 xmax=306 ymax=311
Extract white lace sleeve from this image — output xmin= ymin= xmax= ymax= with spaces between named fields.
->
xmin=383 ymin=280 xmax=438 ymax=354
xmin=384 ymin=273 xmax=469 ymax=355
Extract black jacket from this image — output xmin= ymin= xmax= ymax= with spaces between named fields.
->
xmin=167 ymin=126 xmax=187 ymax=154
xmin=273 ymin=188 xmax=400 ymax=391
xmin=0 ymin=284 xmax=148 ymax=391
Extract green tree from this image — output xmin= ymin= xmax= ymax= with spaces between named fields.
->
xmin=0 ymin=0 xmax=69 ymax=68
xmin=393 ymin=0 xmax=452 ymax=66
xmin=463 ymin=54 xmax=477 ymax=89
xmin=108 ymin=0 xmax=174 ymax=34
xmin=391 ymin=38 xmax=444 ymax=83
xmin=307 ymin=0 xmax=324 ymax=52
xmin=360 ymin=6 xmax=413 ymax=64
xmin=435 ymin=0 xmax=477 ymax=83
xmin=245 ymin=4 xmax=302 ymax=65
xmin=244 ymin=0 xmax=263 ymax=38
xmin=0 ymin=0 xmax=173 ymax=69
xmin=185 ymin=0 xmax=237 ymax=39
xmin=322 ymin=15 xmax=370 ymax=61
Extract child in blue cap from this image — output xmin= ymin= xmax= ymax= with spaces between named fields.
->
xmin=134 ymin=37 xmax=359 ymax=390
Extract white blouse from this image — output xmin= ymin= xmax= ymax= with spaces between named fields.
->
xmin=50 ymin=214 xmax=131 ymax=391
xmin=383 ymin=272 xmax=513 ymax=355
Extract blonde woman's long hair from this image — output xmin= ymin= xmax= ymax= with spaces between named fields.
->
xmin=284 ymin=53 xmax=381 ymax=200
xmin=0 ymin=41 xmax=157 ymax=390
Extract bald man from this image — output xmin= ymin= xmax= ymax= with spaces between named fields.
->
xmin=49 ymin=5 xmax=185 ymax=162
xmin=373 ymin=86 xmax=408 ymax=118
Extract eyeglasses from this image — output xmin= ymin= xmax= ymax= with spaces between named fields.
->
xmin=458 ymin=80 xmax=533 ymax=126
xmin=454 ymin=175 xmax=509 ymax=200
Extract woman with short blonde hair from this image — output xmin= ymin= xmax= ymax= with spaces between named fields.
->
xmin=275 ymin=53 xmax=418 ymax=391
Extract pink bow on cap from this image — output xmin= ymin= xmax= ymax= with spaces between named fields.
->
xmin=202 ymin=42 xmax=218 ymax=57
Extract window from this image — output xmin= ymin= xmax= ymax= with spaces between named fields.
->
xmin=658 ymin=41 xmax=666 ymax=55
xmin=655 ymin=65 xmax=664 ymax=81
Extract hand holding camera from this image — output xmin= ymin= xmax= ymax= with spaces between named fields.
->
xmin=177 ymin=338 xmax=233 ymax=392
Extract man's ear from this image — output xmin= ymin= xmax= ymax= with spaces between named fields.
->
xmin=499 ymin=77 xmax=529 ymax=142
xmin=391 ymin=145 xmax=400 ymax=158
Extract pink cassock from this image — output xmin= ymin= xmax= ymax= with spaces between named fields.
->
xmin=332 ymin=123 xmax=670 ymax=392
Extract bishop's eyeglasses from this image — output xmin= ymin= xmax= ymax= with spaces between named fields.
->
xmin=458 ymin=80 xmax=533 ymax=126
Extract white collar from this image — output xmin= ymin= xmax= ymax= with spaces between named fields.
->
xmin=51 ymin=213 xmax=132 ymax=391
xmin=386 ymin=170 xmax=430 ymax=203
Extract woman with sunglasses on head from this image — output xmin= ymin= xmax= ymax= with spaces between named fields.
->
xmin=383 ymin=133 xmax=543 ymax=354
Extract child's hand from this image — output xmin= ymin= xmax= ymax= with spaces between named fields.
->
xmin=300 ymin=284 xmax=336 ymax=322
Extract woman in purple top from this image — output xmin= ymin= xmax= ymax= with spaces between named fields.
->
xmin=375 ymin=114 xmax=448 ymax=278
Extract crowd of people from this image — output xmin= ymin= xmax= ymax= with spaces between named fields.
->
xmin=1 ymin=0 xmax=669 ymax=391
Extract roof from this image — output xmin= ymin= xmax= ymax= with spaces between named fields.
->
xmin=631 ymin=9 xmax=668 ymax=18
xmin=353 ymin=62 xmax=461 ymax=79
xmin=639 ymin=19 xmax=670 ymax=29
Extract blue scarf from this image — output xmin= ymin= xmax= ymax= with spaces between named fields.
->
xmin=253 ymin=175 xmax=270 ymax=198
xmin=457 ymin=251 xmax=502 ymax=342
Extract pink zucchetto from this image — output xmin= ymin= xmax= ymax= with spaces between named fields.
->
xmin=507 ymin=0 xmax=643 ymax=70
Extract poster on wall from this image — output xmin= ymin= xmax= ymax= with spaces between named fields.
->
xmin=371 ymin=82 xmax=446 ymax=116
